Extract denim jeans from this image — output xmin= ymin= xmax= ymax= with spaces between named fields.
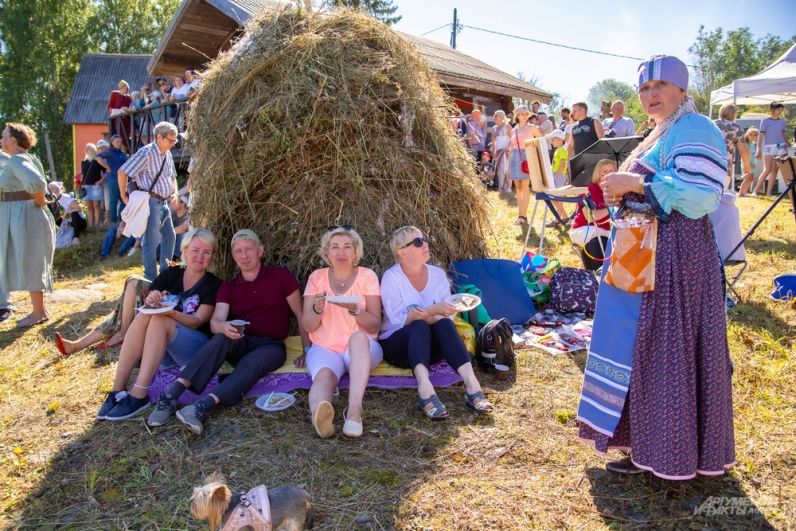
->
xmin=173 ymin=232 xmax=184 ymax=260
xmin=142 ymin=198 xmax=175 ymax=280
xmin=107 ymin=181 xmax=122 ymax=223
xmin=100 ymin=225 xmax=136 ymax=257
xmin=0 ymin=281 xmax=10 ymax=310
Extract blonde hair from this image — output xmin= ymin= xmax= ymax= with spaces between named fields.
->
xmin=180 ymin=228 xmax=218 ymax=271
xmin=84 ymin=143 xmax=97 ymax=161
xmin=190 ymin=472 xmax=231 ymax=531
xmin=118 ymin=80 xmax=130 ymax=91
xmin=389 ymin=225 xmax=422 ymax=260
xmin=719 ymin=103 xmax=736 ymax=121
xmin=591 ymin=159 xmax=617 ymax=183
xmin=318 ymin=227 xmax=364 ymax=266
xmin=744 ymin=127 xmax=759 ymax=143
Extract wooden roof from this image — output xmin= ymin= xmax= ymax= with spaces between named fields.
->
xmin=64 ymin=54 xmax=152 ymax=124
xmin=148 ymin=0 xmax=551 ymax=102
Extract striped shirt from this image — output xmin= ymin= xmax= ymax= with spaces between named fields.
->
xmin=119 ymin=142 xmax=176 ymax=198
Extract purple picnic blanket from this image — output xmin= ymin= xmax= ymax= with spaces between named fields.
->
xmin=148 ymin=362 xmax=463 ymax=405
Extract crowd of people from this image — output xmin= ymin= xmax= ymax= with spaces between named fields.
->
xmin=6 ymin=51 xmax=794 ymax=484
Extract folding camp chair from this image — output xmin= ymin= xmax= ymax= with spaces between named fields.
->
xmin=521 ymin=136 xmax=587 ymax=257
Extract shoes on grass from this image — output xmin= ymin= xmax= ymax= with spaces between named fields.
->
xmin=147 ymin=394 xmax=177 ymax=426
xmin=105 ymin=394 xmax=151 ymax=421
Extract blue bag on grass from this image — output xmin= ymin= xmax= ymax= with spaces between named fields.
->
xmin=450 ymin=259 xmax=536 ymax=325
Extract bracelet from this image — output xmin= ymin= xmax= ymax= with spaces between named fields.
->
xmin=312 ymin=305 xmax=322 ymax=315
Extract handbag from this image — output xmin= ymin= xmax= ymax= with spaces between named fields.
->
xmin=604 ymin=212 xmax=657 ymax=293
xmin=549 ymin=267 xmax=598 ymax=314
xmin=515 ymin=128 xmax=529 ymax=174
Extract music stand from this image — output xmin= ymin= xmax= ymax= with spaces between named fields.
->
xmin=570 ymin=136 xmax=640 ymax=187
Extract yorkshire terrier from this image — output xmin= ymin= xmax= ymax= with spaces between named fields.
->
xmin=190 ymin=472 xmax=313 ymax=530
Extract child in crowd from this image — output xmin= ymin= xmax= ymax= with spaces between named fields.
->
xmin=738 ymin=127 xmax=759 ymax=197
xmin=569 ymin=159 xmax=614 ymax=270
xmin=546 ymin=129 xmax=570 ymax=225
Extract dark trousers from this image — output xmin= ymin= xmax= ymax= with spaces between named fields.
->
xmin=180 ymin=334 xmax=286 ymax=406
xmin=380 ymin=319 xmax=471 ymax=373
xmin=580 ymin=236 xmax=608 ymax=271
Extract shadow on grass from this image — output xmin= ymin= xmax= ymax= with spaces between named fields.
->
xmin=728 ymin=300 xmax=795 ymax=347
xmin=585 ymin=466 xmax=775 ymax=529
xmin=745 ymin=237 xmax=796 ymax=258
xmin=14 ymin=374 xmax=498 ymax=528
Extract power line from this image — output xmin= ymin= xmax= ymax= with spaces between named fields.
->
xmin=421 ymin=23 xmax=450 ymax=37
xmin=459 ymin=24 xmax=699 ymax=69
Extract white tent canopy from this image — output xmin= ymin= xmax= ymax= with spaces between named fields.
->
xmin=710 ymin=43 xmax=796 ymax=106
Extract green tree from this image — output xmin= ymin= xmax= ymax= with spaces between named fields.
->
xmin=585 ymin=79 xmax=646 ymax=127
xmin=688 ymin=26 xmax=795 ymax=111
xmin=333 ymin=0 xmax=401 ymax=25
xmin=0 ymin=0 xmax=179 ymax=184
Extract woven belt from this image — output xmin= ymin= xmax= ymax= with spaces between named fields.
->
xmin=0 ymin=191 xmax=34 ymax=201
xmin=149 ymin=192 xmax=170 ymax=201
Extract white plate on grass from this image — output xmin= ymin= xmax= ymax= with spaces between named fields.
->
xmin=136 ymin=303 xmax=177 ymax=315
xmin=325 ymin=295 xmax=359 ymax=304
xmin=445 ymin=293 xmax=481 ymax=312
xmin=255 ymin=392 xmax=296 ymax=412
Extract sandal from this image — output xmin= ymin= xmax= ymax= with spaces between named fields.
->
xmin=54 ymin=332 xmax=70 ymax=358
xmin=513 ymin=216 xmax=528 ymax=226
xmin=464 ymin=390 xmax=493 ymax=413
xmin=417 ymin=394 xmax=449 ymax=420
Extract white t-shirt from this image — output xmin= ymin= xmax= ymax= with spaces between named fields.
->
xmin=189 ymin=79 xmax=203 ymax=91
xmin=379 ymin=263 xmax=452 ymax=340
xmin=171 ymin=84 xmax=191 ymax=101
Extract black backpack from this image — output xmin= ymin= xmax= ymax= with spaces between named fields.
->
xmin=477 ymin=318 xmax=515 ymax=368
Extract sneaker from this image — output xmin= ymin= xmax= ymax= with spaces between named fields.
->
xmin=126 ymin=247 xmax=138 ymax=257
xmin=97 ymin=391 xmax=127 ymax=420
xmin=147 ymin=394 xmax=178 ymax=426
xmin=176 ymin=402 xmax=209 ymax=435
xmin=105 ymin=394 xmax=152 ymax=421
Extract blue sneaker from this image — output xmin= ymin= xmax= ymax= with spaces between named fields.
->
xmin=105 ymin=394 xmax=151 ymax=421
xmin=97 ymin=391 xmax=127 ymax=420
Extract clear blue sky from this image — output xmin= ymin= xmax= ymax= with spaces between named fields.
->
xmin=392 ymin=0 xmax=794 ymax=105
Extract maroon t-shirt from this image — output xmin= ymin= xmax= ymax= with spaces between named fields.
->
xmin=216 ymin=265 xmax=300 ymax=339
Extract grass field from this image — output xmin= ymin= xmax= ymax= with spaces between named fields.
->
xmin=0 ymin=191 xmax=794 ymax=530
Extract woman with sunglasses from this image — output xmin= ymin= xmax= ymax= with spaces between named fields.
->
xmin=297 ymin=226 xmax=383 ymax=438
xmin=378 ymin=226 xmax=492 ymax=420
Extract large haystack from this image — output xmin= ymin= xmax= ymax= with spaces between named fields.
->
xmin=188 ymin=6 xmax=490 ymax=279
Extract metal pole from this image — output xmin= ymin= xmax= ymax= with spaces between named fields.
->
xmin=43 ymin=130 xmax=56 ymax=182
xmin=450 ymin=8 xmax=457 ymax=49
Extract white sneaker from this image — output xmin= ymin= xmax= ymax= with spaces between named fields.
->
xmin=126 ymin=247 xmax=138 ymax=257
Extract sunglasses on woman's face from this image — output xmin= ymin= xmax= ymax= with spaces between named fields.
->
xmin=401 ymin=235 xmax=429 ymax=249
xmin=326 ymin=225 xmax=354 ymax=232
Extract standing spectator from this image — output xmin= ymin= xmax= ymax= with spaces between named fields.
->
xmin=118 ymin=121 xmax=179 ymax=281
xmin=738 ymin=127 xmax=759 ymax=197
xmin=546 ymin=129 xmax=570 ymax=225
xmin=107 ymin=80 xmax=133 ymax=149
xmin=47 ymin=181 xmax=86 ymax=245
xmin=600 ymin=100 xmax=612 ymax=121
xmin=713 ymin=103 xmax=749 ymax=189
xmin=567 ymin=102 xmax=604 ymax=158
xmin=96 ymin=135 xmax=128 ymax=225
xmin=508 ymin=105 xmax=542 ymax=225
xmin=490 ymin=110 xmax=513 ymax=192
xmin=170 ymin=75 xmax=191 ymax=102
xmin=602 ymin=101 xmax=636 ymax=138
xmin=161 ymin=81 xmax=176 ymax=122
xmin=537 ymin=112 xmax=554 ymax=135
xmin=79 ymin=142 xmax=96 ymax=200
xmin=185 ymin=68 xmax=203 ymax=96
xmin=637 ymin=117 xmax=656 ymax=139
xmin=559 ymin=107 xmax=575 ymax=133
xmin=465 ymin=109 xmax=486 ymax=162
xmin=752 ymin=102 xmax=788 ymax=196
xmin=530 ymin=100 xmax=541 ymax=115
xmin=82 ymin=140 xmax=107 ymax=228
xmin=0 ymin=122 xmax=55 ymax=328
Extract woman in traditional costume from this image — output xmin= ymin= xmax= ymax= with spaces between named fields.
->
xmin=576 ymin=55 xmax=736 ymax=480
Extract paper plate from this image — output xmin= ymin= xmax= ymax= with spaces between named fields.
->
xmin=255 ymin=392 xmax=296 ymax=412
xmin=137 ymin=303 xmax=177 ymax=315
xmin=445 ymin=293 xmax=482 ymax=312
xmin=325 ymin=295 xmax=359 ymax=304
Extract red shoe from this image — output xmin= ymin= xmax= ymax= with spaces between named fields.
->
xmin=54 ymin=332 xmax=70 ymax=358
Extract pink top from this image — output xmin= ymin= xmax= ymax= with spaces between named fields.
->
xmin=304 ymin=267 xmax=380 ymax=353
xmin=511 ymin=123 xmax=536 ymax=151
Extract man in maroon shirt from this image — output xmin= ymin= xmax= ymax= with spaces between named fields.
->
xmin=147 ymin=229 xmax=308 ymax=434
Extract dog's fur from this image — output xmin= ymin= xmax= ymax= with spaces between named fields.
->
xmin=191 ymin=472 xmax=313 ymax=530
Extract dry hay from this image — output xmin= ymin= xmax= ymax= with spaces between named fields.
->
xmin=187 ymin=6 xmax=490 ymax=279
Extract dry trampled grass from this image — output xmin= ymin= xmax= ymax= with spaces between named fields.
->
xmin=0 ymin=194 xmax=794 ymax=529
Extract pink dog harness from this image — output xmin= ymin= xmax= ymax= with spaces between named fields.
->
xmin=221 ymin=485 xmax=271 ymax=531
